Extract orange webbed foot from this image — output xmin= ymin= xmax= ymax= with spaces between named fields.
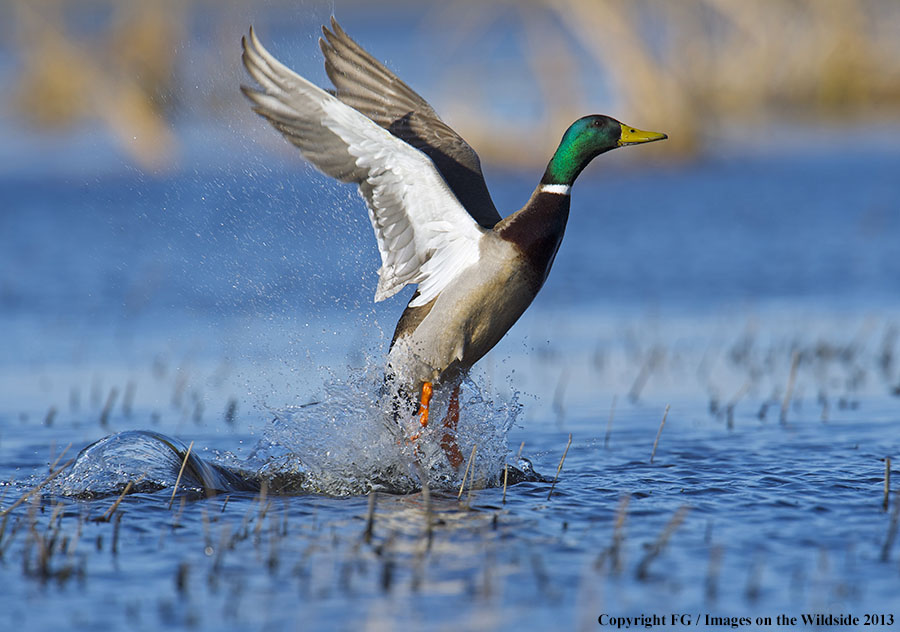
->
xmin=439 ymin=385 xmax=464 ymax=468
xmin=405 ymin=381 xmax=464 ymax=468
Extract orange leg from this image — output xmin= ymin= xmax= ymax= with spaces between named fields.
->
xmin=439 ymin=385 xmax=464 ymax=468
xmin=417 ymin=381 xmax=433 ymax=428
xmin=405 ymin=381 xmax=433 ymax=443
xmin=408 ymin=382 xmax=463 ymax=467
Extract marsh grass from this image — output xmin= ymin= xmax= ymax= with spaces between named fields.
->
xmin=364 ymin=490 xmax=376 ymax=544
xmin=1 ymin=455 xmax=75 ymax=520
xmin=705 ymin=544 xmax=724 ymax=603
xmin=884 ymin=457 xmax=892 ymax=512
xmin=547 ymin=433 xmax=572 ymax=500
xmin=595 ymin=494 xmax=630 ymax=574
xmin=443 ymin=0 xmax=900 ymax=162
xmin=169 ymin=441 xmax=194 ymax=509
xmin=457 ymin=444 xmax=478 ymax=500
xmin=96 ymin=479 xmax=137 ymax=523
xmin=882 ymin=491 xmax=900 ymax=562
xmin=10 ymin=0 xmax=900 ymax=176
xmin=635 ymin=505 xmax=690 ymax=580
xmin=781 ymin=351 xmax=800 ymax=424
xmin=649 ymin=404 xmax=670 ymax=464
xmin=603 ymin=395 xmax=617 ymax=448
xmin=1 ymin=313 xmax=898 ymax=628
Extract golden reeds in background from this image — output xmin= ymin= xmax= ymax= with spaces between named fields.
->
xmin=10 ymin=0 xmax=183 ymax=170
xmin=444 ymin=0 xmax=900 ymax=162
xmin=6 ymin=0 xmax=900 ymax=169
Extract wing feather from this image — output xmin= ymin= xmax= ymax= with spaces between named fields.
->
xmin=242 ymin=28 xmax=485 ymax=307
xmin=320 ymin=17 xmax=502 ymax=229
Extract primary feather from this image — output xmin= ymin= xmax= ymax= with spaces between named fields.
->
xmin=319 ymin=17 xmax=501 ymax=229
xmin=241 ymin=27 xmax=485 ymax=306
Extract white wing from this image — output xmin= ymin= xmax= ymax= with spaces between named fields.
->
xmin=241 ymin=28 xmax=485 ymax=307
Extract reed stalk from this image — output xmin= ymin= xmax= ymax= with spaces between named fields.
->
xmin=884 ymin=457 xmax=892 ymax=512
xmin=168 ymin=440 xmax=194 ymax=509
xmin=650 ymin=405 xmax=670 ymax=464
xmin=781 ymin=351 xmax=800 ymax=424
xmin=547 ymin=433 xmax=572 ymax=500
xmin=458 ymin=444 xmax=478 ymax=500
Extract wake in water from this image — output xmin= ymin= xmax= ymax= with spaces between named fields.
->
xmin=55 ymin=430 xmax=258 ymax=499
xmin=54 ymin=366 xmax=538 ymax=498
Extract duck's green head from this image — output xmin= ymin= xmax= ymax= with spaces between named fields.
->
xmin=542 ymin=115 xmax=667 ymax=186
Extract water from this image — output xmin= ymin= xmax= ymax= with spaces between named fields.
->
xmin=3 ymin=138 xmax=898 ymax=630
xmin=3 ymin=23 xmax=900 ymax=632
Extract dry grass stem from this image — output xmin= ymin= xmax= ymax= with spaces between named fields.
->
xmin=364 ymin=490 xmax=376 ymax=544
xmin=458 ymin=444 xmax=478 ymax=500
xmin=650 ymin=404 xmax=671 ymax=464
xmin=502 ymin=464 xmax=509 ymax=505
xmin=725 ymin=381 xmax=751 ymax=430
xmin=100 ymin=386 xmax=119 ymax=428
xmin=885 ymin=457 xmax=892 ymax=512
xmin=552 ymin=368 xmax=570 ymax=428
xmin=122 ymin=381 xmax=136 ymax=417
xmin=253 ymin=501 xmax=271 ymax=536
xmin=1 ymin=457 xmax=75 ymax=518
xmin=637 ymin=505 xmax=690 ymax=579
xmin=168 ymin=440 xmax=194 ymax=509
xmin=881 ymin=491 xmax=900 ymax=562
xmin=420 ymin=476 xmax=433 ymax=547
xmin=781 ymin=351 xmax=800 ymax=424
xmin=627 ymin=348 xmax=663 ymax=403
xmin=607 ymin=494 xmax=631 ymax=573
xmin=49 ymin=443 xmax=73 ymax=473
xmin=706 ymin=544 xmax=724 ymax=602
xmin=100 ymin=476 xmax=143 ymax=522
xmin=112 ymin=511 xmax=124 ymax=555
xmin=547 ymin=433 xmax=573 ymax=501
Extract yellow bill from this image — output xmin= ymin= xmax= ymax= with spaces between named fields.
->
xmin=618 ymin=123 xmax=668 ymax=146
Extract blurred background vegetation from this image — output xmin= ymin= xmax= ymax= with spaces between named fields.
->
xmin=4 ymin=0 xmax=900 ymax=171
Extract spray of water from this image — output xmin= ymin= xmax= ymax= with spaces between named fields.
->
xmin=54 ymin=363 xmax=523 ymax=498
xmin=248 ymin=365 xmax=522 ymax=495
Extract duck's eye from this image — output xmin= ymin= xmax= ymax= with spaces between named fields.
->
xmin=630 ymin=129 xmax=636 ymax=133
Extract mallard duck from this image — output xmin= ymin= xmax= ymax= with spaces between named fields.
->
xmin=241 ymin=18 xmax=666 ymax=466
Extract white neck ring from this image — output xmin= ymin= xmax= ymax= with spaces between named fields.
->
xmin=539 ymin=183 xmax=571 ymax=196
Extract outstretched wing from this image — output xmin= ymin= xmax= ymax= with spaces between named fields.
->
xmin=241 ymin=28 xmax=485 ymax=307
xmin=320 ymin=17 xmax=502 ymax=229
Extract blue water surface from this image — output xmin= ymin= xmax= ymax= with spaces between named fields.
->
xmin=2 ymin=8 xmax=900 ymax=631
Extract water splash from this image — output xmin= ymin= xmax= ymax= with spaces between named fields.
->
xmin=54 ymin=430 xmax=256 ymax=499
xmin=53 ymin=368 xmax=526 ymax=498
xmin=249 ymin=366 xmax=523 ymax=495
